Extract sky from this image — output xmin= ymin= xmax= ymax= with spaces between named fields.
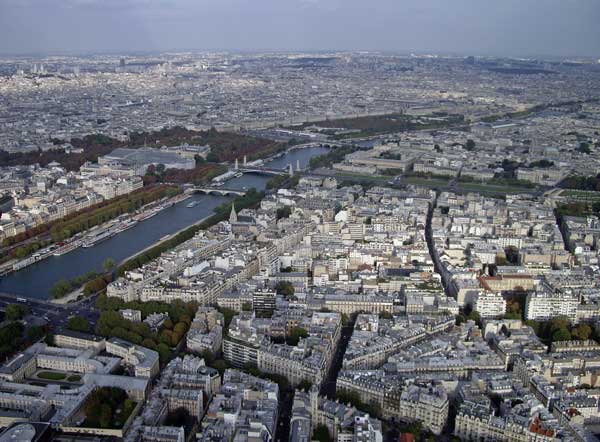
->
xmin=0 ymin=0 xmax=598 ymax=57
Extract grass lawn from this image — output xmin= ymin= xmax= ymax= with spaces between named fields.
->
xmin=38 ymin=371 xmax=66 ymax=381
xmin=458 ymin=181 xmax=535 ymax=195
xmin=403 ymin=176 xmax=450 ymax=187
xmin=67 ymin=374 xmax=82 ymax=382
xmin=405 ymin=176 xmax=535 ymax=195
xmin=331 ymin=171 xmax=536 ymax=197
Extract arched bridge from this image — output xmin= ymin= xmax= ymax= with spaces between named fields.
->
xmin=237 ymin=166 xmax=288 ymax=176
xmin=193 ymin=187 xmax=247 ymax=196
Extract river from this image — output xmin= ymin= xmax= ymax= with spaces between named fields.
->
xmin=0 ymin=146 xmax=329 ymax=299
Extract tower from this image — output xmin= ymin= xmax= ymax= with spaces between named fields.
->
xmin=229 ymin=203 xmax=238 ymax=224
xmin=309 ymin=386 xmax=319 ymax=424
xmin=296 ymin=159 xmax=301 ymax=172
xmin=243 ymin=155 xmax=247 ymax=166
xmin=234 ymin=158 xmax=239 ymax=170
xmin=288 ymin=163 xmax=293 ymax=177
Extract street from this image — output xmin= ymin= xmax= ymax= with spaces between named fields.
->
xmin=0 ymin=292 xmax=100 ymax=331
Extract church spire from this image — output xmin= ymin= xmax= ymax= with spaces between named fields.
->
xmin=229 ymin=203 xmax=238 ymax=223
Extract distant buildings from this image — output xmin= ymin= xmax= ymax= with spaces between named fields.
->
xmin=2 ymin=51 xmax=600 ymax=442
xmin=96 ymin=147 xmax=195 ymax=176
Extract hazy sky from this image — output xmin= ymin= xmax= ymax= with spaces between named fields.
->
xmin=0 ymin=0 xmax=598 ymax=57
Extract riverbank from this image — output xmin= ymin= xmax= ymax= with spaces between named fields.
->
xmin=51 ymin=286 xmax=84 ymax=305
xmin=118 ymin=189 xmax=265 ymax=276
xmin=0 ymin=146 xmax=329 ymax=299
xmin=117 ymin=211 xmax=211 ymax=269
xmin=51 ymin=195 xmax=251 ymax=305
xmin=1 ymin=185 xmax=185 ymax=277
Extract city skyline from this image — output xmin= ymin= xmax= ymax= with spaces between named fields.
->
xmin=0 ymin=0 xmax=599 ymax=57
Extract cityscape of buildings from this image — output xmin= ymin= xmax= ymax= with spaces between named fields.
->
xmin=0 ymin=50 xmax=598 ymax=442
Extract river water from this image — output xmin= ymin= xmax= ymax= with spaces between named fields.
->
xmin=0 ymin=146 xmax=329 ymax=299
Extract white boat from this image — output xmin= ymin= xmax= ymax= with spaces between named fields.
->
xmin=138 ymin=210 xmax=158 ymax=221
xmin=114 ymin=219 xmax=138 ymax=233
xmin=82 ymin=230 xmax=114 ymax=248
xmin=53 ymin=242 xmax=80 ymax=256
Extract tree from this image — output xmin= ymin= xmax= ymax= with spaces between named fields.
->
xmin=275 ymin=281 xmax=295 ymax=298
xmin=82 ymin=387 xmax=130 ymax=429
xmin=159 ymin=329 xmax=173 ymax=345
xmin=95 ymin=293 xmax=124 ymax=311
xmin=200 ymin=349 xmax=215 ymax=364
xmin=578 ymin=142 xmax=591 ymax=154
xmin=337 ymin=390 xmax=363 ymax=408
xmin=142 ymin=338 xmax=157 ymax=350
xmin=206 ymin=152 xmax=220 ymax=163
xmin=211 ymin=359 xmax=229 ymax=376
xmin=467 ymin=310 xmax=481 ymax=326
xmin=504 ymin=299 xmax=523 ymax=320
xmin=98 ymin=403 xmax=112 ymax=428
xmin=213 ymin=307 xmax=235 ymax=333
xmin=5 ymin=304 xmax=29 ymax=321
xmin=157 ymin=343 xmax=171 ymax=363
xmin=276 ymin=206 xmax=292 ymax=220
xmin=173 ymin=322 xmax=187 ymax=336
xmin=549 ymin=317 xmax=570 ymax=336
xmin=179 ymin=314 xmax=192 ymax=326
xmin=505 ymin=246 xmax=519 ymax=264
xmin=194 ymin=154 xmax=206 ymax=165
xmin=287 ymin=327 xmax=308 ymax=346
xmin=552 ymin=328 xmax=571 ymax=342
xmin=44 ymin=333 xmax=55 ymax=346
xmin=465 ymin=139 xmax=476 ymax=151
xmin=528 ymin=160 xmax=554 ymax=169
xmin=27 ymin=325 xmax=45 ymax=342
xmin=406 ymin=421 xmax=423 ymax=440
xmin=313 ymin=425 xmax=332 ymax=442
xmin=83 ymin=276 xmax=109 ymax=296
xmin=572 ymin=324 xmax=592 ymax=340
xmin=50 ymin=279 xmax=73 ymax=299
xmin=103 ymin=258 xmax=116 ymax=272
xmin=68 ymin=316 xmax=90 ymax=333
xmin=170 ymin=331 xmax=182 ymax=347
